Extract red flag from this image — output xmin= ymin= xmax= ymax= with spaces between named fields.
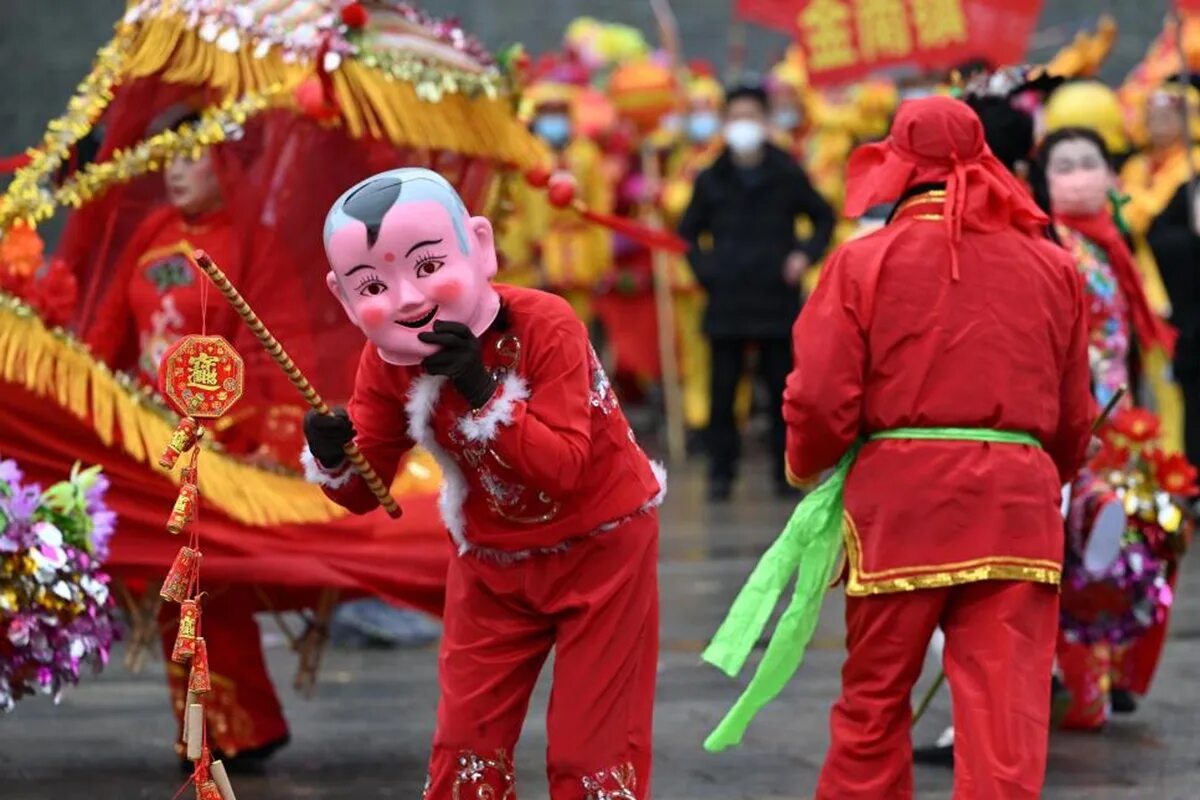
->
xmin=1179 ymin=0 xmax=1200 ymax=14
xmin=733 ymin=0 xmax=802 ymax=32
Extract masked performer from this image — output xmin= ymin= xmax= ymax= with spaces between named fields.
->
xmin=83 ymin=128 xmax=313 ymax=765
xmin=785 ymin=98 xmax=1092 ymax=798
xmin=1036 ymin=127 xmax=1178 ymax=729
xmin=303 ymin=168 xmax=663 ymax=799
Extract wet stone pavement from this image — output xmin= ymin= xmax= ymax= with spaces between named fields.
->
xmin=3 ymin=458 xmax=1200 ymax=799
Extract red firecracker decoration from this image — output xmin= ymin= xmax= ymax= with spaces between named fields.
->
xmin=168 ymin=481 xmax=199 ymax=535
xmin=188 ymin=637 xmax=211 ymax=694
xmin=160 ymin=546 xmax=201 ymax=603
xmin=159 ymin=417 xmax=203 ymax=468
xmin=172 ymin=598 xmax=201 ymax=662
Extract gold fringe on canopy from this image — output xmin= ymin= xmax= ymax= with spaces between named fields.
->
xmin=122 ymin=11 xmax=544 ymax=167
xmin=0 ymin=294 xmax=441 ymax=527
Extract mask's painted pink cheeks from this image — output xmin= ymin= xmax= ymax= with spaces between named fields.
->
xmin=430 ymin=279 xmax=463 ymax=305
xmin=359 ymin=304 xmax=388 ymax=329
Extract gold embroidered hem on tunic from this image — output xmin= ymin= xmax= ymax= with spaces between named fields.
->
xmin=841 ymin=512 xmax=1062 ymax=596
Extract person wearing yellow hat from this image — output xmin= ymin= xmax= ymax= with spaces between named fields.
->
xmin=1043 ymin=80 xmax=1130 ymax=162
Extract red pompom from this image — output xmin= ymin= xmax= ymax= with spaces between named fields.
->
xmin=340 ymin=2 xmax=369 ymax=29
xmin=525 ymin=166 xmax=551 ymax=188
xmin=294 ymin=76 xmax=340 ymax=121
xmin=547 ymin=173 xmax=577 ymax=208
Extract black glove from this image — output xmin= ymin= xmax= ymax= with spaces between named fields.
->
xmin=418 ymin=320 xmax=497 ymax=409
xmin=304 ymin=407 xmax=355 ymax=468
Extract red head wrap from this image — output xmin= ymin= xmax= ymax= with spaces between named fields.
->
xmin=844 ymin=96 xmax=1048 ymax=279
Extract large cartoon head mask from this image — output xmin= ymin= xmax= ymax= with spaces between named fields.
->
xmin=323 ymin=168 xmax=501 ymax=366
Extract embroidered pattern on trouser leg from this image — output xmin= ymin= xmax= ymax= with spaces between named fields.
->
xmin=452 ymin=749 xmax=516 ymax=800
xmin=581 ymin=762 xmax=637 ymax=800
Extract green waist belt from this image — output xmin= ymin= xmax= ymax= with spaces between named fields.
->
xmin=700 ymin=427 xmax=1041 ymax=753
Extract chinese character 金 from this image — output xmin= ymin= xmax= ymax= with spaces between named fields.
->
xmin=911 ymin=0 xmax=968 ymax=49
xmin=798 ymin=0 xmax=857 ymax=71
xmin=186 ymin=353 xmax=220 ymax=391
xmin=856 ymin=0 xmax=913 ymax=62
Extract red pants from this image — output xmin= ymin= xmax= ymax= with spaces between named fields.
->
xmin=425 ymin=512 xmax=659 ymax=800
xmin=160 ymin=588 xmax=289 ymax=757
xmin=817 ymin=581 xmax=1058 ymax=800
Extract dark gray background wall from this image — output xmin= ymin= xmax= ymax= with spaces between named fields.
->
xmin=0 ymin=0 xmax=1175 ymax=161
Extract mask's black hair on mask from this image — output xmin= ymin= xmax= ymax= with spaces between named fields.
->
xmin=343 ymin=177 xmax=404 ymax=248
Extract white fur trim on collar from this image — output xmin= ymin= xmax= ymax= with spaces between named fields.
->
xmin=405 ymin=374 xmax=472 ymax=554
xmin=457 ymin=372 xmax=530 ymax=444
xmin=300 ymin=446 xmax=354 ymax=489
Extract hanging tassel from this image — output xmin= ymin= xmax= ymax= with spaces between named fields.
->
xmin=159 ymin=417 xmax=203 ymax=469
xmin=160 ymin=546 xmax=202 ymax=603
xmin=167 ymin=479 xmax=200 ymax=535
xmin=171 ymin=598 xmax=201 ymax=663
xmin=185 ymin=703 xmax=205 ymax=761
xmin=188 ymin=637 xmax=212 ymax=694
xmin=210 ymin=761 xmax=238 ymax=800
xmin=196 ymin=780 xmax=224 ymax=800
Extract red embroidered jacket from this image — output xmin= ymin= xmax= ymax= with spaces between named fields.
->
xmin=308 ymin=285 xmax=664 ymax=555
xmin=784 ymin=197 xmax=1093 ymax=595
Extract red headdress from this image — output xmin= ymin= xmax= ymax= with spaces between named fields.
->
xmin=844 ymin=96 xmax=1048 ymax=279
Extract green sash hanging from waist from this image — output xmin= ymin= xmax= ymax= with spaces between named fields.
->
xmin=700 ymin=427 xmax=1042 ymax=753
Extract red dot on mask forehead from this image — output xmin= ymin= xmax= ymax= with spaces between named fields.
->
xmin=431 ymin=280 xmax=463 ymax=304
xmin=384 ymin=252 xmax=396 ymax=262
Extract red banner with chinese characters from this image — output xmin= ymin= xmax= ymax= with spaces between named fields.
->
xmin=737 ymin=0 xmax=1043 ymax=87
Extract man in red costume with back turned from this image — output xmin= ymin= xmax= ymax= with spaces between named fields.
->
xmin=784 ymin=97 xmax=1093 ymax=798
xmin=83 ymin=113 xmax=313 ymax=768
xmin=303 ymin=168 xmax=663 ymax=798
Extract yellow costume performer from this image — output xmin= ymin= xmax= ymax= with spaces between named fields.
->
xmin=500 ymin=77 xmax=613 ymax=324
xmin=662 ymin=70 xmax=724 ymax=432
xmin=1119 ymin=83 xmax=1199 ymax=453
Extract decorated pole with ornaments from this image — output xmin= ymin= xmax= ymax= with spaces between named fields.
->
xmin=192 ymin=250 xmax=402 ymax=518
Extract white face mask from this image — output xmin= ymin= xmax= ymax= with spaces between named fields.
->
xmin=724 ymin=119 xmax=766 ymax=155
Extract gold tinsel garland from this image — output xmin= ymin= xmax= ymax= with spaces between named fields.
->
xmin=53 ymin=87 xmax=286 ymax=211
xmin=0 ymin=27 xmax=133 ymax=231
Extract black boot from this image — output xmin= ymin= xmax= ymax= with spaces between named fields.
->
xmin=913 ymin=726 xmax=954 ymax=768
xmin=1111 ymin=688 xmax=1139 ymax=714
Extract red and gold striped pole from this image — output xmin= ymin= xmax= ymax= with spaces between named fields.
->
xmin=192 ymin=249 xmax=402 ymax=518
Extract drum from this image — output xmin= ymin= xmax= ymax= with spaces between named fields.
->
xmin=1060 ymin=474 xmax=1171 ymax=645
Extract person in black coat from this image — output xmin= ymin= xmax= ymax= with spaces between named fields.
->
xmin=678 ymin=83 xmax=835 ymax=501
xmin=1148 ymin=181 xmax=1200 ymax=468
